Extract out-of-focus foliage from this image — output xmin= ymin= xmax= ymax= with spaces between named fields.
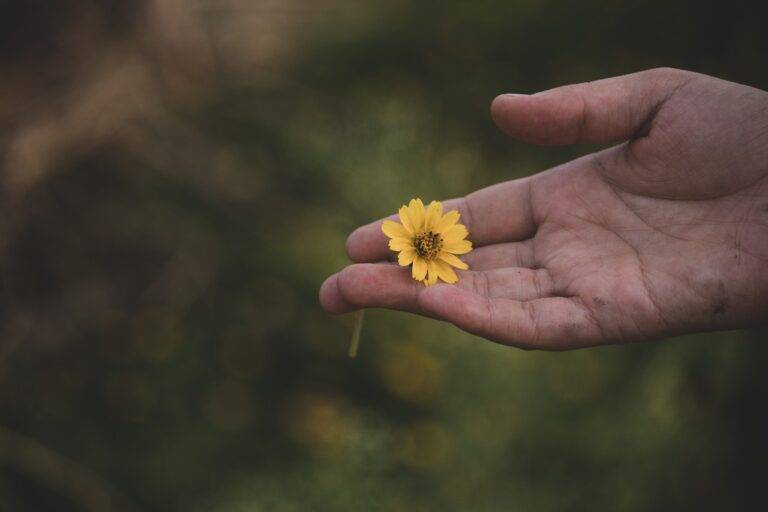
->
xmin=1 ymin=1 xmax=766 ymax=511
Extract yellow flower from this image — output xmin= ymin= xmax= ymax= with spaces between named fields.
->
xmin=382 ymin=198 xmax=472 ymax=286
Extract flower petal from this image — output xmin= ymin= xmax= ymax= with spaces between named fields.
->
xmin=412 ymin=256 xmax=428 ymax=281
xmin=434 ymin=259 xmax=458 ymax=283
xmin=442 ymin=223 xmax=469 ymax=243
xmin=424 ymin=200 xmax=443 ymax=231
xmin=398 ymin=248 xmax=417 ymax=266
xmin=434 ymin=210 xmax=460 ymax=234
xmin=444 ymin=239 xmax=473 ymax=254
xmin=425 ymin=260 xmax=439 ymax=286
xmin=382 ymin=220 xmax=410 ymax=239
xmin=398 ymin=205 xmax=416 ymax=235
xmin=389 ymin=237 xmax=413 ymax=251
xmin=439 ymin=251 xmax=468 ymax=270
xmin=407 ymin=198 xmax=426 ymax=233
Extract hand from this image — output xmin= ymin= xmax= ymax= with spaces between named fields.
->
xmin=320 ymin=68 xmax=768 ymax=349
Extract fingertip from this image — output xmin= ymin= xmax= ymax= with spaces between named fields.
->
xmin=337 ymin=263 xmax=394 ymax=309
xmin=490 ymin=93 xmax=529 ymax=134
xmin=345 ymin=222 xmax=389 ymax=263
xmin=491 ymin=93 xmax=528 ymax=112
xmin=319 ymin=273 xmax=355 ymax=314
xmin=491 ymin=90 xmax=577 ymax=146
xmin=338 ymin=263 xmax=423 ymax=312
xmin=344 ymin=226 xmax=364 ymax=261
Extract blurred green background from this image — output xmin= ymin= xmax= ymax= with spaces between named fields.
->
xmin=1 ymin=1 xmax=767 ymax=510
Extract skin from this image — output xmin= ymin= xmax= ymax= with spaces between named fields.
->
xmin=319 ymin=68 xmax=768 ymax=350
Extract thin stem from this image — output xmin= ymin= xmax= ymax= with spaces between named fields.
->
xmin=348 ymin=310 xmax=365 ymax=358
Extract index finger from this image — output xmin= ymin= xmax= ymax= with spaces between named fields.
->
xmin=345 ymin=177 xmax=536 ymax=263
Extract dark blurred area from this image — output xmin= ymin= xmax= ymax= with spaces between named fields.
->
xmin=1 ymin=1 xmax=767 ymax=510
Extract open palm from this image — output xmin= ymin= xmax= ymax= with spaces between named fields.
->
xmin=320 ymin=68 xmax=768 ymax=349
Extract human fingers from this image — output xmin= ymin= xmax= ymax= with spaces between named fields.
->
xmin=491 ymin=67 xmax=695 ymax=146
xmin=346 ymin=177 xmax=536 ymax=263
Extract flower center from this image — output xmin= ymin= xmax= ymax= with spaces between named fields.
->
xmin=413 ymin=231 xmax=443 ymax=260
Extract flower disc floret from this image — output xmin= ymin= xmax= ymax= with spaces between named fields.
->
xmin=413 ymin=231 xmax=443 ymax=260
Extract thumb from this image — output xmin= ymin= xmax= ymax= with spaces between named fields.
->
xmin=491 ymin=67 xmax=694 ymax=146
